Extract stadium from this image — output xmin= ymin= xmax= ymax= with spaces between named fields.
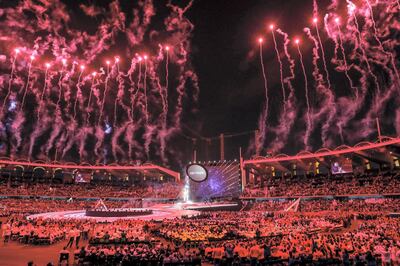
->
xmin=0 ymin=0 xmax=399 ymax=265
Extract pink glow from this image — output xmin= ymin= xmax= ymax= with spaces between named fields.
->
xmin=258 ymin=37 xmax=263 ymax=43
xmin=269 ymin=24 xmax=274 ymax=30
xmin=165 ymin=45 xmax=170 ymax=51
xmin=14 ymin=48 xmax=20 ymax=54
xmin=348 ymin=4 xmax=356 ymax=14
xmin=312 ymin=17 xmax=318 ymax=24
xmin=45 ymin=63 xmax=51 ymax=68
xmin=106 ymin=60 xmax=110 ymax=65
xmin=295 ymin=39 xmax=300 ymax=44
xmin=80 ymin=65 xmax=85 ymax=70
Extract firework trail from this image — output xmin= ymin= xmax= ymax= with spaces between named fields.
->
xmin=313 ymin=20 xmax=332 ymax=90
xmin=270 ymin=26 xmax=286 ymax=112
xmin=98 ymin=62 xmax=112 ymax=126
xmin=165 ymin=46 xmax=170 ymax=96
xmin=143 ymin=57 xmax=149 ymax=123
xmin=295 ymin=40 xmax=312 ymax=150
xmin=365 ymin=0 xmax=399 ymax=83
xmin=321 ymin=10 xmax=365 ymax=143
xmin=126 ymin=57 xmax=139 ymax=122
xmin=334 ymin=18 xmax=358 ymax=99
xmin=162 ymin=46 xmax=170 ymax=144
xmin=329 ymin=17 xmax=362 ymax=143
xmin=56 ymin=60 xmax=67 ymax=111
xmin=10 ymin=55 xmax=35 ymax=155
xmin=339 ymin=0 xmax=398 ymax=141
xmin=113 ymin=59 xmax=123 ymax=126
xmin=124 ymin=121 xmax=142 ymax=161
xmin=37 ymin=65 xmax=50 ymax=120
xmin=111 ymin=125 xmax=127 ymax=161
xmin=165 ymin=0 xmax=199 ymax=133
xmin=136 ymin=59 xmax=143 ymax=118
xmin=73 ymin=67 xmax=84 ymax=120
xmin=85 ymin=73 xmax=96 ymax=126
xmin=61 ymin=121 xmax=78 ymax=160
xmin=20 ymin=55 xmax=34 ymax=111
xmin=95 ymin=62 xmax=115 ymax=161
xmin=347 ymin=1 xmax=381 ymax=96
xmin=47 ymin=61 xmax=76 ymax=158
xmin=304 ymin=27 xmax=336 ymax=148
xmin=1 ymin=49 xmax=19 ymax=115
xmin=144 ymin=124 xmax=156 ymax=159
xmin=146 ymin=53 xmax=168 ymax=162
xmin=269 ymin=29 xmax=297 ymax=153
xmin=256 ymin=38 xmax=269 ymax=154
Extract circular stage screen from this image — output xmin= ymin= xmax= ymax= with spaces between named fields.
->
xmin=186 ymin=164 xmax=208 ymax=182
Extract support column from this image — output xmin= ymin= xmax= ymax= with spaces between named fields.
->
xmin=193 ymin=149 xmax=197 ymax=162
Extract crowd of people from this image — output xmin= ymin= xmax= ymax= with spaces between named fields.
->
xmin=0 ymin=181 xmax=182 ymax=199
xmin=1 ymin=170 xmax=399 ymax=201
xmin=0 ymin=170 xmax=399 ymax=265
xmin=0 ymin=198 xmax=129 ymax=217
xmin=0 ymin=196 xmax=399 ymax=265
xmin=243 ymin=171 xmax=400 ymax=197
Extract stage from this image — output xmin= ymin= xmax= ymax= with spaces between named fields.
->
xmin=27 ymin=201 xmax=238 ymax=222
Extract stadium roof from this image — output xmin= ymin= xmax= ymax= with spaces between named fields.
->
xmin=0 ymin=159 xmax=180 ymax=181
xmin=243 ymin=136 xmax=400 ymax=172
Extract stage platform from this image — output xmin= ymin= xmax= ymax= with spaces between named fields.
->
xmin=27 ymin=201 xmax=238 ymax=222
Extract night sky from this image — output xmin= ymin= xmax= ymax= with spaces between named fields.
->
xmin=0 ymin=0 xmax=398 ymax=165
xmin=191 ymin=0 xmax=303 ymax=136
xmin=187 ymin=0 xmax=329 ymax=157
xmin=184 ymin=0 xmax=398 ymax=159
